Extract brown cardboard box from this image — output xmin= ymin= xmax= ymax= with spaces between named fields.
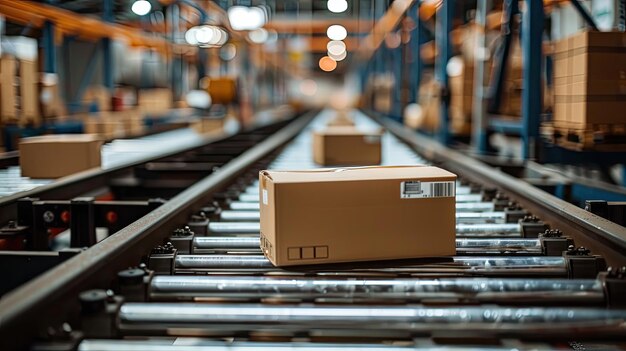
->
xmin=552 ymin=31 xmax=626 ymax=128
xmin=313 ymin=127 xmax=382 ymax=166
xmin=1 ymin=56 xmax=18 ymax=120
xmin=19 ymin=60 xmax=40 ymax=125
xmin=83 ymin=115 xmax=124 ymax=139
xmin=327 ymin=111 xmax=355 ymax=127
xmin=259 ymin=166 xmax=457 ymax=266
xmin=138 ymin=89 xmax=173 ymax=114
xmin=191 ymin=117 xmax=225 ymax=135
xmin=19 ymin=134 xmax=103 ymax=178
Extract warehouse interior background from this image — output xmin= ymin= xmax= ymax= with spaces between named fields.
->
xmin=1 ymin=0 xmax=626 ymax=350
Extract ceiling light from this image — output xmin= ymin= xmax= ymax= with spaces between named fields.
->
xmin=327 ymin=40 xmax=346 ymax=56
xmin=228 ymin=6 xmax=266 ymax=31
xmin=249 ymin=28 xmax=269 ymax=44
xmin=328 ymin=50 xmax=347 ymax=61
xmin=185 ymin=27 xmax=199 ymax=45
xmin=327 ymin=0 xmax=348 ymax=13
xmin=319 ymin=56 xmax=337 ymax=72
xmin=131 ymin=0 xmax=151 ymax=16
xmin=326 ymin=25 xmax=347 ymax=41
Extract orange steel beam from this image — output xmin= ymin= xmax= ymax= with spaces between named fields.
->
xmin=0 ymin=0 xmax=180 ymax=54
xmin=265 ymin=18 xmax=372 ymax=34
xmin=357 ymin=0 xmax=415 ymax=60
xmin=307 ymin=36 xmax=358 ymax=53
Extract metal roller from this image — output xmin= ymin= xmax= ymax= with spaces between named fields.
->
xmin=219 ymin=211 xmax=507 ymax=224
xmin=174 ymin=255 xmax=568 ymax=276
xmin=192 ymin=237 xmax=543 ymax=255
xmin=117 ymin=303 xmax=626 ymax=339
xmin=78 ymin=339 xmax=564 ymax=351
xmin=149 ymin=275 xmax=604 ymax=305
xmin=208 ymin=222 xmax=521 ymax=236
xmin=227 ymin=201 xmax=497 ymax=213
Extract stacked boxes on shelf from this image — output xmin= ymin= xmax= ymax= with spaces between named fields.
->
xmin=553 ymin=31 xmax=626 ymax=150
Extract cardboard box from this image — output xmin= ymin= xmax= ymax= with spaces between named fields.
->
xmin=259 ymin=166 xmax=457 ymax=266
xmin=191 ymin=117 xmax=225 ymax=135
xmin=327 ymin=111 xmax=355 ymax=127
xmin=552 ymin=31 xmax=626 ymax=127
xmin=138 ymin=89 xmax=173 ymax=114
xmin=313 ymin=127 xmax=382 ymax=166
xmin=1 ymin=56 xmax=18 ymax=120
xmin=19 ymin=134 xmax=103 ymax=178
xmin=19 ymin=60 xmax=40 ymax=124
xmin=83 ymin=116 xmax=124 ymax=139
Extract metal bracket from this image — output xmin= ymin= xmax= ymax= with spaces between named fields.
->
xmin=564 ymin=246 xmax=607 ymax=279
xmin=148 ymin=242 xmax=177 ymax=275
xmin=539 ymin=229 xmax=574 ymax=256
xmin=79 ymin=289 xmax=122 ymax=339
xmin=599 ymin=267 xmax=626 ymax=308
xmin=519 ymin=215 xmax=549 ymax=238
xmin=117 ymin=264 xmax=152 ymax=303
xmin=188 ymin=212 xmax=209 ymax=236
xmin=169 ymin=226 xmax=195 ymax=254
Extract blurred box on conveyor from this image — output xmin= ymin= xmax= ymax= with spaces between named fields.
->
xmin=327 ymin=111 xmax=355 ymax=127
xmin=312 ymin=126 xmax=382 ymax=166
xmin=19 ymin=134 xmax=103 ymax=178
xmin=259 ymin=166 xmax=457 ymax=266
xmin=191 ymin=116 xmax=226 ymax=135
xmin=83 ymin=115 xmax=124 ymax=140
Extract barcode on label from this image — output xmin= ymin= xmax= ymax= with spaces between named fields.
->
xmin=401 ymin=181 xmax=455 ymax=199
xmin=430 ymin=182 xmax=454 ymax=197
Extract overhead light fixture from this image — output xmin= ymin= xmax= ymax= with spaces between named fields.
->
xmin=327 ymin=0 xmax=348 ymax=13
xmin=185 ymin=27 xmax=199 ymax=45
xmin=228 ymin=6 xmax=267 ymax=31
xmin=248 ymin=28 xmax=269 ymax=44
xmin=131 ymin=0 xmax=152 ymax=16
xmin=185 ymin=25 xmax=228 ymax=47
xmin=328 ymin=50 xmax=347 ymax=61
xmin=326 ymin=25 xmax=347 ymax=41
xmin=327 ymin=40 xmax=346 ymax=56
xmin=319 ymin=56 xmax=337 ymax=72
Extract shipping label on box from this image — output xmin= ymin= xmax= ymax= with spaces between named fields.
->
xmin=259 ymin=166 xmax=457 ymax=267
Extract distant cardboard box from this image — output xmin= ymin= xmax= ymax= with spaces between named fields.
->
xmin=259 ymin=165 xmax=457 ymax=267
xmin=327 ymin=111 xmax=355 ymax=127
xmin=19 ymin=134 xmax=103 ymax=179
xmin=313 ymin=127 xmax=382 ymax=166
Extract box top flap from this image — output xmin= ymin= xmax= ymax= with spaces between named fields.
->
xmin=261 ymin=165 xmax=456 ymax=184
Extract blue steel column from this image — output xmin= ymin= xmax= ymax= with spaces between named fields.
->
xmin=521 ymin=0 xmax=544 ymax=159
xmin=407 ymin=2 xmax=422 ymax=105
xmin=42 ymin=21 xmax=57 ymax=73
xmin=102 ymin=0 xmax=114 ymax=92
xmin=472 ymin=0 xmax=492 ymax=154
xmin=391 ymin=37 xmax=403 ymax=121
xmin=436 ymin=0 xmax=454 ymax=145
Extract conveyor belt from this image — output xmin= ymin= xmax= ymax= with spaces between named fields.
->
xmin=3 ymin=109 xmax=626 ymax=351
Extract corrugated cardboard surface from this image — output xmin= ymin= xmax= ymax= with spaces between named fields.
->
xmin=259 ymin=166 xmax=457 ymax=266
xmin=552 ymin=31 xmax=626 ymax=127
xmin=327 ymin=112 xmax=355 ymax=127
xmin=312 ymin=127 xmax=382 ymax=166
xmin=19 ymin=60 xmax=40 ymax=124
xmin=1 ymin=56 xmax=18 ymax=120
xmin=19 ymin=134 xmax=103 ymax=179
